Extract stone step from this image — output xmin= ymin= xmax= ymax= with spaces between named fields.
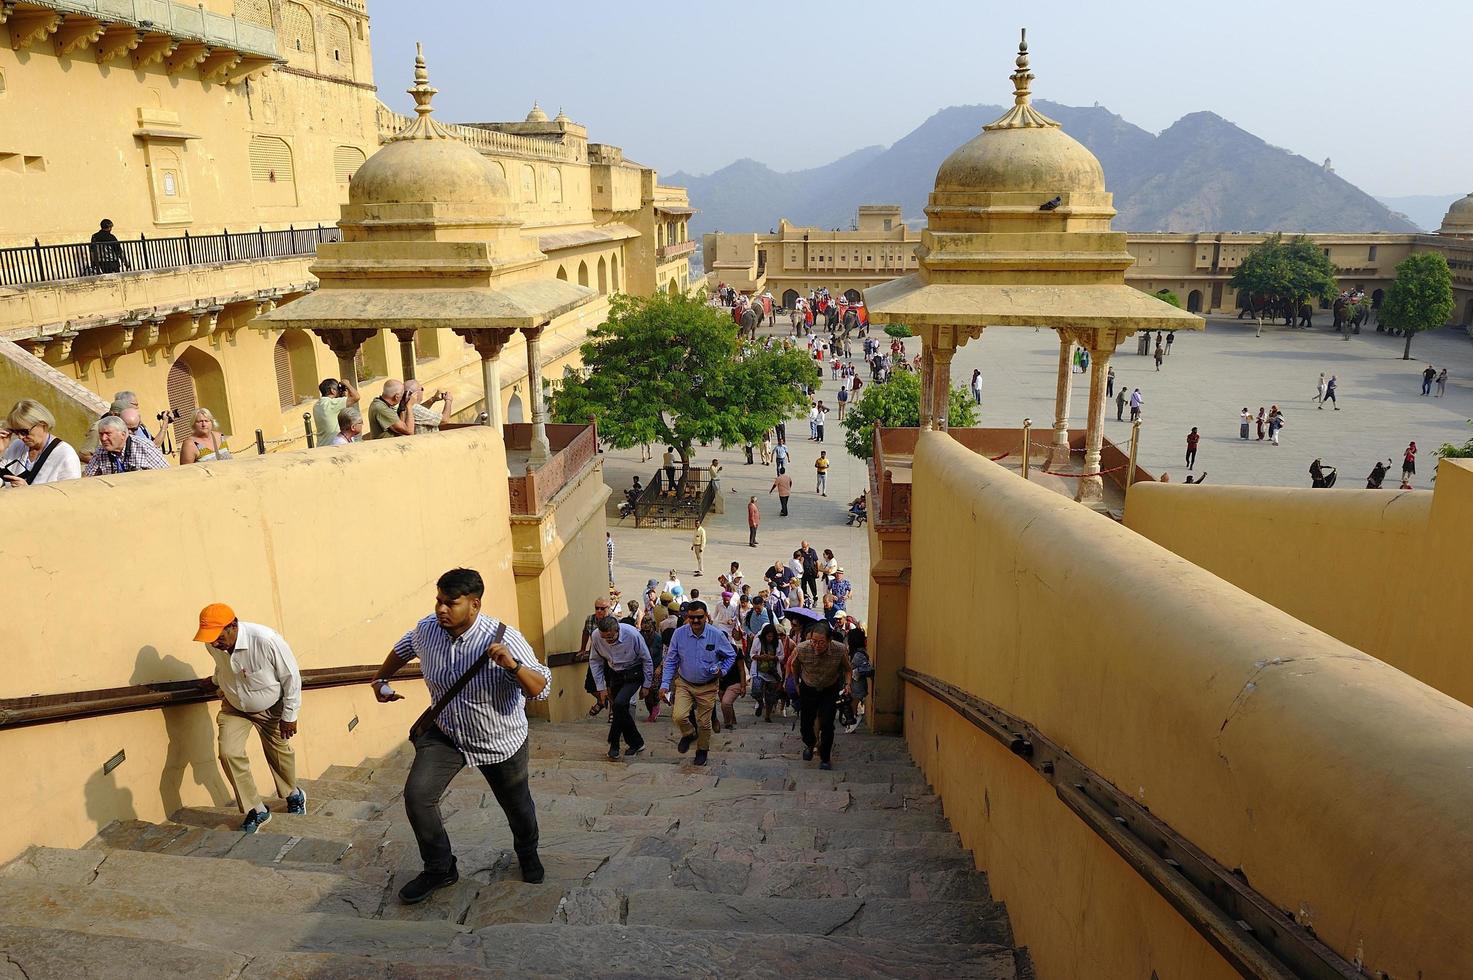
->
xmin=0 ymin=879 xmax=485 ymax=966
xmin=669 ymin=855 xmax=991 ymax=901
xmin=2 ymin=846 xmax=391 ymax=918
xmin=617 ymin=890 xmax=1013 ymax=946
xmin=0 ymin=923 xmax=253 ymax=979
xmin=297 ymin=775 xmax=404 ymax=804
xmin=170 ymin=805 xmax=394 ymax=844
xmin=617 ymin=834 xmax=976 ymax=870
xmin=468 ymin=923 xmax=1018 ymax=979
xmin=88 ymin=819 xmax=355 ymax=867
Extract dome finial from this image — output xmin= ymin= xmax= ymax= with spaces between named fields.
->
xmin=982 ymin=28 xmax=1061 ymax=132
xmin=409 ymin=42 xmax=437 ymax=118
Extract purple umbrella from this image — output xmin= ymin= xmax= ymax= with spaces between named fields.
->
xmin=783 ymin=606 xmax=822 ymax=625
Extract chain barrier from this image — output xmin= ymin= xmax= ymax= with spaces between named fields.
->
xmin=1039 ymin=463 xmax=1128 ymax=478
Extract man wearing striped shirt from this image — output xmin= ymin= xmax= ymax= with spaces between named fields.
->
xmin=368 ymin=568 xmax=550 ymax=905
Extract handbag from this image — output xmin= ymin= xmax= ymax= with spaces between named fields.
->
xmin=409 ymin=622 xmax=506 ymax=739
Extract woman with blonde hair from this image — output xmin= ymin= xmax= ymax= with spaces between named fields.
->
xmin=1 ymin=399 xmax=82 ymax=486
xmin=179 ymin=407 xmax=232 ymax=464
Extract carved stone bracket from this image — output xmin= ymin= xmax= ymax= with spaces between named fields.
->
xmin=7 ymin=6 xmax=59 ymax=50
xmin=131 ymin=32 xmax=177 ymax=70
xmin=42 ymin=331 xmax=78 ymax=365
xmin=198 ymin=48 xmax=242 ymax=82
xmin=15 ymin=337 xmax=48 ymax=358
xmin=94 ymin=22 xmax=139 ymax=64
xmin=312 ymin=327 xmax=377 ymax=360
xmin=0 ymin=2 xmax=14 ymax=27
xmin=54 ymin=14 xmax=104 ymax=58
xmin=165 ymin=40 xmax=207 ymax=75
xmin=452 ymin=326 xmax=517 ymax=360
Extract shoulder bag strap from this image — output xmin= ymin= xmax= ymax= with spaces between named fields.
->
xmin=409 ymin=621 xmax=506 ymax=740
xmin=22 ymin=438 xmax=62 ymax=485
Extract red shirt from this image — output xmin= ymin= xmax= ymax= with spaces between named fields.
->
xmin=747 ymin=501 xmax=760 ymax=526
xmin=1187 ymin=432 xmax=1199 ymax=448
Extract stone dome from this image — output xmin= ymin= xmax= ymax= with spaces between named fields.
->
xmin=933 ymin=32 xmax=1105 ymax=198
xmin=350 ymin=137 xmax=512 ymax=208
xmin=935 ymin=125 xmax=1104 ymax=196
xmin=526 ymin=102 xmax=548 ymax=123
xmin=1439 ymin=193 xmax=1473 ymax=237
xmin=349 ymin=46 xmax=512 ymax=209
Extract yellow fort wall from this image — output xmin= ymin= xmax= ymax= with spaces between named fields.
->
xmin=1123 ymin=461 xmax=1473 ymax=710
xmin=904 ymin=431 xmax=1473 ymax=979
xmin=0 ymin=427 xmax=519 ymax=864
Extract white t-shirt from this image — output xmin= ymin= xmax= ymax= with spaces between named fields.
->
xmin=2 ymin=436 xmax=81 ymax=486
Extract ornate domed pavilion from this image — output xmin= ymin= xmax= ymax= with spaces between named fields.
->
xmin=864 ymin=30 xmax=1202 ymax=502
xmin=1439 ymin=193 xmax=1473 ymax=239
xmin=256 ymin=45 xmax=596 ymax=457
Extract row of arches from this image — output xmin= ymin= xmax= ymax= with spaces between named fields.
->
xmin=554 ymin=254 xmax=618 ymax=294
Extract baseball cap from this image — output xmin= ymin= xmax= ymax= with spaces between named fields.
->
xmin=193 ymin=603 xmax=236 ymax=642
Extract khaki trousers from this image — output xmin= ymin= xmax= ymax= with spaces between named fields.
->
xmin=671 ymin=677 xmax=719 ymax=751
xmin=217 ymin=699 xmax=296 ymax=813
xmin=693 ymin=546 xmax=704 ymax=574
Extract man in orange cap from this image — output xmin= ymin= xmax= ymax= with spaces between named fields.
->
xmin=194 ymin=603 xmax=304 ymax=834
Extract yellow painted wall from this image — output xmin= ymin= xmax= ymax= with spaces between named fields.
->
xmin=0 ymin=340 xmax=108 ymax=445
xmin=905 ymin=431 xmax=1473 ymax=978
xmin=0 ymin=427 xmax=518 ymax=863
xmin=1123 ymin=462 xmax=1473 ymax=710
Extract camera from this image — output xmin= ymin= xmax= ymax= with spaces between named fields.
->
xmin=2 ymin=459 xmax=27 ymax=477
xmin=335 ymin=382 xmax=350 ymax=397
xmin=156 ymin=408 xmax=182 ymax=423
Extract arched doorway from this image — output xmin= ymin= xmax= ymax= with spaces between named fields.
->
xmin=167 ymin=346 xmax=233 ymax=440
xmin=578 ymin=261 xmax=589 ymax=287
xmin=597 ymin=257 xmax=608 ymax=294
xmin=1372 ymin=288 xmax=1385 ymax=308
xmin=272 ymin=331 xmax=315 ymax=411
xmin=844 ymin=288 xmax=862 ymax=303
xmin=1187 ymin=289 xmax=1203 ymax=313
xmin=782 ymin=289 xmax=799 ymax=310
xmin=556 ymin=266 xmax=567 ymax=281
xmin=611 ymin=254 xmax=620 ymax=292
xmin=667 ymin=279 xmax=679 ymax=296
xmin=507 ymin=390 xmax=524 ymax=423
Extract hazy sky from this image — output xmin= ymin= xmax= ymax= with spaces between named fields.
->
xmin=370 ymin=0 xmax=1472 ymax=197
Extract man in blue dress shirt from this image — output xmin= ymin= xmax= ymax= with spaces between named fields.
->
xmin=658 ymin=600 xmax=737 ymax=766
xmin=368 ymin=568 xmax=551 ymax=904
xmin=589 ymin=615 xmax=654 ymax=761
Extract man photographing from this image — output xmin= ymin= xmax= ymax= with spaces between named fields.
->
xmin=369 ymin=568 xmax=550 ymax=903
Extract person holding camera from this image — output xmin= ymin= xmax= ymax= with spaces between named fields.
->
xmin=82 ymin=415 xmax=170 ymax=475
xmin=367 ymin=568 xmax=550 ymax=903
xmin=403 ymin=380 xmax=454 ymax=433
xmin=2 ymin=399 xmax=82 ymax=487
xmin=369 ymin=380 xmax=418 ymax=439
xmin=311 ymin=377 xmax=359 ymax=446
xmin=78 ymin=391 xmax=166 ymax=463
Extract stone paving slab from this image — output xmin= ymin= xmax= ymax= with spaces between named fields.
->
xmin=472 ymin=924 xmax=1017 ymax=979
xmin=0 ymin=924 xmax=250 ymax=979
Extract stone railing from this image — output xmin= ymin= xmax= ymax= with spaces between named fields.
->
xmin=376 ymin=105 xmax=580 ymax=164
xmin=23 ymin=0 xmax=279 ymax=57
xmin=503 ymin=422 xmax=598 ymax=515
xmin=657 ymin=239 xmax=697 ymax=263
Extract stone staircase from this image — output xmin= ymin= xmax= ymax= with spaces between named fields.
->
xmin=0 ymin=716 xmax=1027 ymax=978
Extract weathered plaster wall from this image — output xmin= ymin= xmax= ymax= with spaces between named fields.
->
xmin=1124 ymin=462 xmax=1473 ymax=708
xmin=906 ymin=431 xmax=1473 ymax=979
xmin=0 ymin=428 xmax=517 ymax=863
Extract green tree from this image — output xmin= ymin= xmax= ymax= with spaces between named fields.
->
xmin=1438 ymin=421 xmax=1473 ymax=460
xmin=1380 ymin=252 xmax=1455 ymax=360
xmin=1230 ymin=234 xmax=1337 ymax=336
xmin=841 ymin=371 xmax=978 ymax=460
xmin=550 ymin=293 xmax=818 ymax=478
xmin=883 ymin=324 xmax=913 ymax=338
xmin=1153 ymin=289 xmax=1181 ymax=308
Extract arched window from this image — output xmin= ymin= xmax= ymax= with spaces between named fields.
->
xmin=333 ymin=145 xmax=366 ymax=183
xmin=507 ymin=390 xmax=524 ymax=423
xmin=273 ymin=331 xmax=316 ymax=410
xmin=556 ymin=266 xmax=567 ymax=282
xmin=273 ymin=335 xmax=295 ymax=411
xmin=281 ymin=2 xmax=315 ymax=69
xmin=548 ymin=167 xmax=563 ymax=204
xmin=577 ymin=261 xmax=589 ymax=287
xmin=610 ymin=254 xmax=619 ymax=292
xmin=597 ymin=256 xmax=608 ymax=294
xmin=782 ymin=289 xmax=799 ymax=309
xmin=1187 ymin=289 xmax=1203 ymax=313
xmin=323 ymin=14 xmax=352 ymax=77
xmin=520 ymin=164 xmax=537 ymax=203
xmin=169 ymin=345 xmax=232 ymax=439
xmin=249 ymin=135 xmax=297 ymax=207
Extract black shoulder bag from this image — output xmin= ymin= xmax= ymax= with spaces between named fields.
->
xmin=22 ymin=438 xmax=62 ymax=485
xmin=409 ymin=622 xmax=507 ymax=740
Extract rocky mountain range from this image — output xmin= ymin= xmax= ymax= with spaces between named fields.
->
xmin=671 ymin=101 xmax=1421 ymax=237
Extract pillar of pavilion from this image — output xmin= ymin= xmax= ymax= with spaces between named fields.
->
xmin=865 ymin=29 xmax=1201 ymax=501
xmin=254 ymin=45 xmax=596 ymax=432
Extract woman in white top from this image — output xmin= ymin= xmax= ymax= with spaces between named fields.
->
xmin=1 ymin=399 xmax=82 ymax=487
xmin=179 ymin=407 xmax=232 ymax=464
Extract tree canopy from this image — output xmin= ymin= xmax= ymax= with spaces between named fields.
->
xmin=841 ymin=370 xmax=978 ymax=460
xmin=1380 ymin=252 xmax=1454 ymax=360
xmin=1229 ymin=234 xmax=1338 ymax=333
xmin=1153 ymin=289 xmax=1182 ymax=308
xmin=551 ymin=293 xmax=818 ymax=471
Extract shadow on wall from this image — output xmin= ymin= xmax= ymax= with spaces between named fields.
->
xmin=84 ymin=769 xmax=135 ymax=834
xmin=132 ymin=646 xmax=233 ymax=814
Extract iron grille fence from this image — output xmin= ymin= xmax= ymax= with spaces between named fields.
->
xmin=0 ymin=225 xmax=339 ymax=289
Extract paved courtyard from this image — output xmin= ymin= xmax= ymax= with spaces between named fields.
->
xmin=949 ymin=316 xmax=1473 ymax=489
xmin=596 ymin=314 xmax=1473 ymax=610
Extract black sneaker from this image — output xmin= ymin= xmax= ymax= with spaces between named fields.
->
xmin=802 ymin=746 xmax=814 ymax=762
xmin=285 ymin=788 xmax=306 ymax=815
xmin=239 ymin=808 xmax=272 ymax=834
xmin=677 ymin=734 xmax=696 ymax=754
xmin=693 ymin=749 xmax=709 ymax=766
xmin=624 ymin=743 xmax=646 ymax=757
xmin=398 ymin=864 xmax=459 ymax=905
xmin=607 ymin=746 xmax=621 ymax=760
xmin=819 ymin=761 xmax=833 ymax=771
xmin=520 ymin=855 xmax=545 ymax=884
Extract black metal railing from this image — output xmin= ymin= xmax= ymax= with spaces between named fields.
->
xmin=0 ymin=224 xmax=340 ymax=289
xmin=633 ymin=465 xmax=716 ymax=530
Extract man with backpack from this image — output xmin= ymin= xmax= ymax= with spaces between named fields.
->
xmin=798 ymin=540 xmax=820 ymax=607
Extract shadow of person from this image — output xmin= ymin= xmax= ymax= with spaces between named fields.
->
xmin=84 ymin=766 xmax=135 ymax=837
xmin=132 ymin=645 xmax=233 ymax=813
